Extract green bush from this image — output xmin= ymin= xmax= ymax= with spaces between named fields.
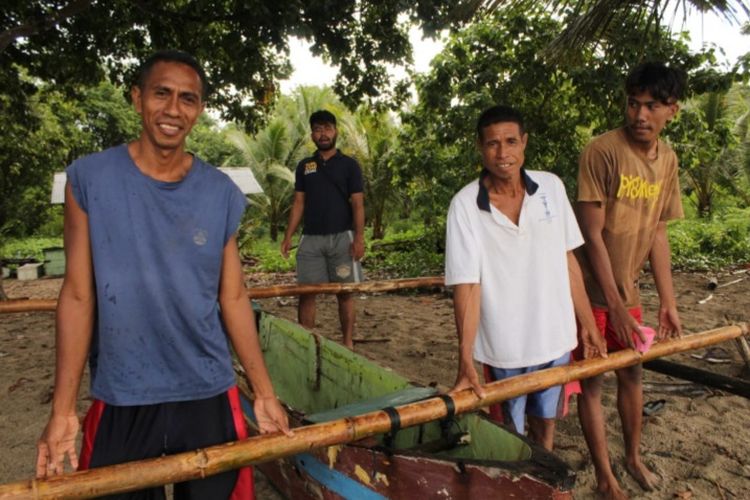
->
xmin=669 ymin=207 xmax=750 ymax=270
xmin=6 ymin=208 xmax=746 ymax=279
xmin=241 ymin=234 xmax=295 ymax=273
xmin=242 ymin=222 xmax=447 ymax=278
xmin=35 ymin=207 xmax=64 ymax=237
xmin=0 ymin=237 xmax=64 ymax=263
xmin=367 ymin=220 xmax=445 ymax=277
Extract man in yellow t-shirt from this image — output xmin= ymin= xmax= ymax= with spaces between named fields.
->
xmin=575 ymin=62 xmax=686 ymax=499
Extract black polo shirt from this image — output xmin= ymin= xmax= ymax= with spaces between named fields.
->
xmin=294 ymin=150 xmax=364 ymax=235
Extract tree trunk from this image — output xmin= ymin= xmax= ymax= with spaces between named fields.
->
xmin=372 ymin=212 xmax=385 ymax=240
xmin=0 ymin=275 xmax=7 ymax=301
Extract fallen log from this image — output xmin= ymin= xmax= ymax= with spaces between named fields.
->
xmin=0 ymin=277 xmax=445 ymax=314
xmin=643 ymin=359 xmax=750 ymax=398
xmin=352 ymin=337 xmax=391 ymax=344
xmin=642 ymin=382 xmax=710 ymax=397
xmin=0 ymin=323 xmax=745 ymax=499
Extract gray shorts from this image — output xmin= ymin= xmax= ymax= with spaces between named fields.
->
xmin=296 ymin=231 xmax=364 ymax=284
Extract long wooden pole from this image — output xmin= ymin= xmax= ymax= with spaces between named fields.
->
xmin=0 ymin=298 xmax=56 ymax=313
xmin=0 ymin=277 xmax=445 ymax=314
xmin=0 ymin=323 xmax=745 ymax=500
xmin=245 ymin=276 xmax=444 ymax=298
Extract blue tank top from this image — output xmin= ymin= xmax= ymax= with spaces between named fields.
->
xmin=66 ymin=145 xmax=247 ymax=405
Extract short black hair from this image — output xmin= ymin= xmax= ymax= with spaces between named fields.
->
xmin=310 ymin=110 xmax=337 ymax=128
xmin=477 ymin=105 xmax=525 ymax=140
xmin=136 ymin=50 xmax=209 ymax=100
xmin=625 ymin=62 xmax=686 ymax=104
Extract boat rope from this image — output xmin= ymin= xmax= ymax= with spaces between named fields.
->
xmin=436 ymin=394 xmax=456 ymax=420
xmin=381 ymin=406 xmax=402 ymax=435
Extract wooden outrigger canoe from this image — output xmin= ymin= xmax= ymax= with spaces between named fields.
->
xmin=241 ymin=311 xmax=576 ymax=499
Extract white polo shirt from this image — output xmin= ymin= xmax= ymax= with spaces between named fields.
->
xmin=445 ymin=169 xmax=584 ymax=369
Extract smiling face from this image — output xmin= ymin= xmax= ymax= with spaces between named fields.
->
xmin=478 ymin=121 xmax=528 ymax=181
xmin=131 ymin=61 xmax=204 ymax=152
xmin=625 ymin=90 xmax=678 ymax=148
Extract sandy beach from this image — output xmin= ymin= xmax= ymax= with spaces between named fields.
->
xmin=1 ymin=269 xmax=749 ymax=498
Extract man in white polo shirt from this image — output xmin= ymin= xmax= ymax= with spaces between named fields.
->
xmin=446 ymin=105 xmax=606 ymax=450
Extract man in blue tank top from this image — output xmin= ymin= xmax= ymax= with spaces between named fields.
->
xmin=35 ymin=50 xmax=290 ymax=499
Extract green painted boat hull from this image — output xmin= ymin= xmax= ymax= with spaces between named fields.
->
xmin=251 ymin=312 xmax=575 ymax=499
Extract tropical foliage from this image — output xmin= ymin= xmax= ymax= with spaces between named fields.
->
xmin=1 ymin=0 xmax=480 ymax=129
xmin=395 ymin=4 xmax=733 ymax=223
xmin=1 ymin=1 xmax=749 ymax=286
xmin=669 ymin=207 xmax=750 ymax=269
xmin=669 ymin=91 xmax=734 ymax=216
xmin=483 ymin=1 xmax=750 ymax=62
xmin=340 ymin=108 xmax=402 ymax=240
xmin=0 ymin=79 xmax=139 ymax=237
xmin=229 ymin=120 xmax=297 ymax=242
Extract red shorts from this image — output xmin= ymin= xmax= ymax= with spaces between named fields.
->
xmin=573 ymin=306 xmax=642 ymax=360
xmin=79 ymin=386 xmax=253 ymax=499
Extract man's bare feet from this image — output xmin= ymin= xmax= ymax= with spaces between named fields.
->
xmin=595 ymin=483 xmax=629 ymax=500
xmin=625 ymin=459 xmax=660 ymax=491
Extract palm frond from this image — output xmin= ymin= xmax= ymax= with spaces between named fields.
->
xmin=266 ymin=163 xmax=296 ymax=183
xmin=478 ymin=1 xmax=750 ymax=59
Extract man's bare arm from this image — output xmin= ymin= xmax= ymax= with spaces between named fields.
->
xmin=649 ymin=221 xmax=682 ymax=339
xmin=220 ymin=235 xmax=291 ymax=435
xmin=281 ymin=192 xmax=305 ymax=258
xmin=350 ymin=192 xmax=365 ymax=260
xmin=567 ymin=251 xmax=607 ymax=359
xmin=578 ymin=201 xmax=642 ymax=347
xmin=37 ymin=182 xmax=96 ymax=478
xmin=450 ymin=283 xmax=485 ymax=397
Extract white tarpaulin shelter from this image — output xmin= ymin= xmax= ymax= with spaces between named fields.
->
xmin=51 ymin=167 xmax=263 ymax=204
xmin=50 ymin=172 xmax=67 ymax=204
xmin=220 ymin=167 xmax=263 ymax=195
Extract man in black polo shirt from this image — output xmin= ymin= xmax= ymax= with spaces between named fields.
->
xmin=281 ymin=110 xmax=365 ymax=349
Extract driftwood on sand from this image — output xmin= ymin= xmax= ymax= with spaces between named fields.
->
xmin=644 ymin=359 xmax=750 ymax=398
xmin=0 ymin=323 xmax=745 ymax=500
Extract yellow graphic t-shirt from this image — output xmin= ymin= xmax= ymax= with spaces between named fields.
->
xmin=576 ymin=127 xmax=684 ymax=308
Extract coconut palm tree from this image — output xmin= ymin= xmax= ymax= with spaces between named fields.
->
xmin=341 ymin=108 xmax=401 ymax=240
xmin=227 ymin=119 xmax=296 ymax=241
xmin=668 ymin=83 xmax=750 ymax=216
xmin=717 ymin=83 xmax=750 ymax=205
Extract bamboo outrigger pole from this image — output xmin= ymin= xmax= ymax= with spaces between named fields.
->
xmin=0 ymin=299 xmax=56 ymax=313
xmin=0 ymin=277 xmax=445 ymax=314
xmin=0 ymin=323 xmax=746 ymax=500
